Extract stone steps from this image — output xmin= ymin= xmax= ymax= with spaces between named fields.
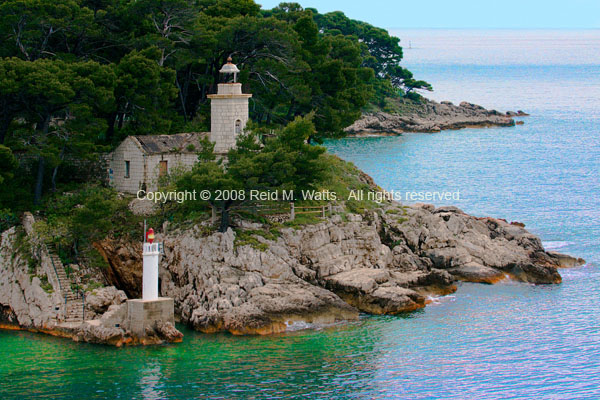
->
xmin=44 ymin=242 xmax=85 ymax=323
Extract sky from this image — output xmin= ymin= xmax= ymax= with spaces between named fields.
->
xmin=257 ymin=0 xmax=600 ymax=29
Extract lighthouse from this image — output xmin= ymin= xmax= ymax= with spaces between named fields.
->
xmin=125 ymin=227 xmax=176 ymax=339
xmin=207 ymin=56 xmax=252 ymax=153
xmin=142 ymin=228 xmax=159 ymax=300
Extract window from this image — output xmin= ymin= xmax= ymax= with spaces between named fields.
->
xmin=235 ymin=119 xmax=242 ymax=134
xmin=159 ymin=160 xmax=168 ymax=177
xmin=125 ymin=161 xmax=130 ymax=178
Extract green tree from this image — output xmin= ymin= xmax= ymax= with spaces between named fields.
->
xmin=3 ymin=58 xmax=115 ymax=204
xmin=228 ymin=114 xmax=325 ymax=192
xmin=176 ymin=116 xmax=324 ymax=232
xmin=390 ymin=66 xmax=433 ymax=96
xmin=312 ymin=9 xmax=432 ymax=98
xmin=108 ymin=48 xmax=177 ymax=139
xmin=0 ymin=145 xmax=18 ymax=184
xmin=176 ymin=140 xmax=242 ymax=232
xmin=0 ymin=0 xmax=97 ymax=60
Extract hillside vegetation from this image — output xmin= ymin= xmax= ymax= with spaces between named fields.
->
xmin=0 ymin=0 xmax=431 ymax=214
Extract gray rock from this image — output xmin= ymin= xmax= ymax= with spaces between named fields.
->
xmin=85 ymin=286 xmax=128 ymax=320
xmin=448 ymin=262 xmax=507 ymax=284
xmin=547 ymin=251 xmax=586 ymax=268
xmin=345 ymin=98 xmax=519 ymax=135
xmin=5 ymin=189 xmax=583 ymax=338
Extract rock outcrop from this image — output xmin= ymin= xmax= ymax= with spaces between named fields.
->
xmin=0 ymin=224 xmax=181 ymax=346
xmin=95 ymin=201 xmax=583 ymax=336
xmin=346 ymin=100 xmax=528 ymax=135
xmin=0 ymin=227 xmax=62 ymax=330
xmin=2 ymin=192 xmax=585 ymax=339
xmin=84 ymin=286 xmax=127 ymax=320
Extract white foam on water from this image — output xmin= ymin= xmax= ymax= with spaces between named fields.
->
xmin=426 ymin=294 xmax=456 ymax=305
xmin=284 ymin=320 xmax=315 ymax=331
xmin=542 ymin=241 xmax=575 ymax=250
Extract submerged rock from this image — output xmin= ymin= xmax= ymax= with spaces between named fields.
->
xmin=547 ymin=251 xmax=586 ymax=268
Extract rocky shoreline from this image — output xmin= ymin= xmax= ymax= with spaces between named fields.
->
xmin=346 ymin=99 xmax=529 ymax=135
xmin=0 ymin=198 xmax=586 ymax=342
xmin=0 ymin=217 xmax=182 ymax=346
xmin=95 ymin=202 xmax=583 ymax=336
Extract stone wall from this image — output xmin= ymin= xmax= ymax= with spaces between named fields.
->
xmin=108 ymin=138 xmax=199 ymax=194
xmin=209 ymin=83 xmax=251 ymax=154
xmin=108 ymin=138 xmax=146 ymax=193
xmin=143 ymin=153 xmax=198 ymax=191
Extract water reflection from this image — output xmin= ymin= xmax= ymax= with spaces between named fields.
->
xmin=139 ymin=362 xmax=165 ymax=400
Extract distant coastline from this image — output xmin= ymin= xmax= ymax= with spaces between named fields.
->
xmin=346 ymin=98 xmax=528 ymax=136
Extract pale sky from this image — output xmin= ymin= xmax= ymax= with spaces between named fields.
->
xmin=258 ymin=0 xmax=600 ymax=29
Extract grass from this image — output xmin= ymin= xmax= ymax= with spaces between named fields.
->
xmin=39 ymin=274 xmax=53 ymax=293
xmin=284 ymin=212 xmax=321 ymax=228
xmin=85 ymin=281 xmax=104 ymax=291
xmin=233 ymin=227 xmax=284 ymax=251
xmin=234 ymin=229 xmax=269 ymax=251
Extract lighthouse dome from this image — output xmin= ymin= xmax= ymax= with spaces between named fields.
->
xmin=219 ymin=57 xmax=240 ymax=74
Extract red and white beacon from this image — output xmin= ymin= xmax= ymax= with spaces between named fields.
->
xmin=142 ymin=228 xmax=160 ymax=300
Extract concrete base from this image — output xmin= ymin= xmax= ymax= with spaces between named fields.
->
xmin=126 ymin=298 xmax=174 ymax=337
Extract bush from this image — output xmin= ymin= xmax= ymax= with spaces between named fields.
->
xmin=0 ymin=209 xmax=19 ymax=233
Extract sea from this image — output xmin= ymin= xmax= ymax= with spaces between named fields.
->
xmin=1 ymin=29 xmax=599 ymax=399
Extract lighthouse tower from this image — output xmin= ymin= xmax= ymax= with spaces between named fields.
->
xmin=207 ymin=57 xmax=252 ymax=153
xmin=142 ymin=228 xmax=159 ymax=300
xmin=125 ymin=227 xmax=176 ymax=339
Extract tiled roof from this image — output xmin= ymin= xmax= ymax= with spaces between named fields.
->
xmin=132 ymin=132 xmax=209 ymax=155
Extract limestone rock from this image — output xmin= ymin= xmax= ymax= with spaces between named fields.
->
xmin=74 ymin=321 xmax=127 ymax=346
xmin=380 ymin=204 xmax=565 ymax=285
xmin=5 ymin=183 xmax=583 ymax=338
xmin=448 ymin=262 xmax=507 ymax=284
xmin=547 ymin=251 xmax=586 ymax=268
xmin=0 ymin=227 xmax=60 ymax=329
xmin=85 ymin=286 xmax=128 ymax=320
xmin=345 ymin=99 xmax=518 ymax=135
xmin=91 ymin=199 xmax=581 ymax=335
xmin=153 ymin=320 xmax=183 ymax=342
xmin=93 ymin=240 xmax=143 ymax=298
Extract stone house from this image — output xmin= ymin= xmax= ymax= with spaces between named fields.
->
xmin=107 ymin=132 xmax=209 ymax=193
xmin=108 ymin=57 xmax=251 ymax=194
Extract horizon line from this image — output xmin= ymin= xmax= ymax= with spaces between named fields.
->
xmin=386 ymin=27 xmax=600 ymax=30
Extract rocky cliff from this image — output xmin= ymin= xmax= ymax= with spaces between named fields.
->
xmin=346 ymin=100 xmax=529 ymax=135
xmin=94 ymin=202 xmax=583 ymax=336
xmin=0 ymin=221 xmax=182 ymax=346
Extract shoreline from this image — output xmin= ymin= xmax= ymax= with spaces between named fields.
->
xmin=0 ymin=203 xmax=587 ymax=344
xmin=0 ymin=112 xmax=585 ymax=345
xmin=1 ymin=203 xmax=586 ymax=343
xmin=345 ymin=98 xmax=529 ymax=136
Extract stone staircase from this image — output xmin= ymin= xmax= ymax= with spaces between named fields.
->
xmin=48 ymin=249 xmax=84 ymax=323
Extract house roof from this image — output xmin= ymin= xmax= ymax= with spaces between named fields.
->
xmin=131 ymin=132 xmax=209 ymax=155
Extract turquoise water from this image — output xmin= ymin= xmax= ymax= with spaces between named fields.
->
xmin=2 ymin=30 xmax=600 ymax=399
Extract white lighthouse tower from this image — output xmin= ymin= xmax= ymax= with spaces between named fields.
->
xmin=207 ymin=56 xmax=252 ymax=153
xmin=142 ymin=228 xmax=159 ymax=300
xmin=125 ymin=227 xmax=176 ymax=339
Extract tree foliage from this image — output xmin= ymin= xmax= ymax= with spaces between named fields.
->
xmin=176 ymin=115 xmax=325 ymax=232
xmin=0 ymin=0 xmax=428 ymax=209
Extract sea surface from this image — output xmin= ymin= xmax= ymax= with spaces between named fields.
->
xmin=1 ymin=30 xmax=599 ymax=399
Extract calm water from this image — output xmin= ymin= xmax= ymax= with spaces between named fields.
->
xmin=2 ymin=30 xmax=600 ymax=399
